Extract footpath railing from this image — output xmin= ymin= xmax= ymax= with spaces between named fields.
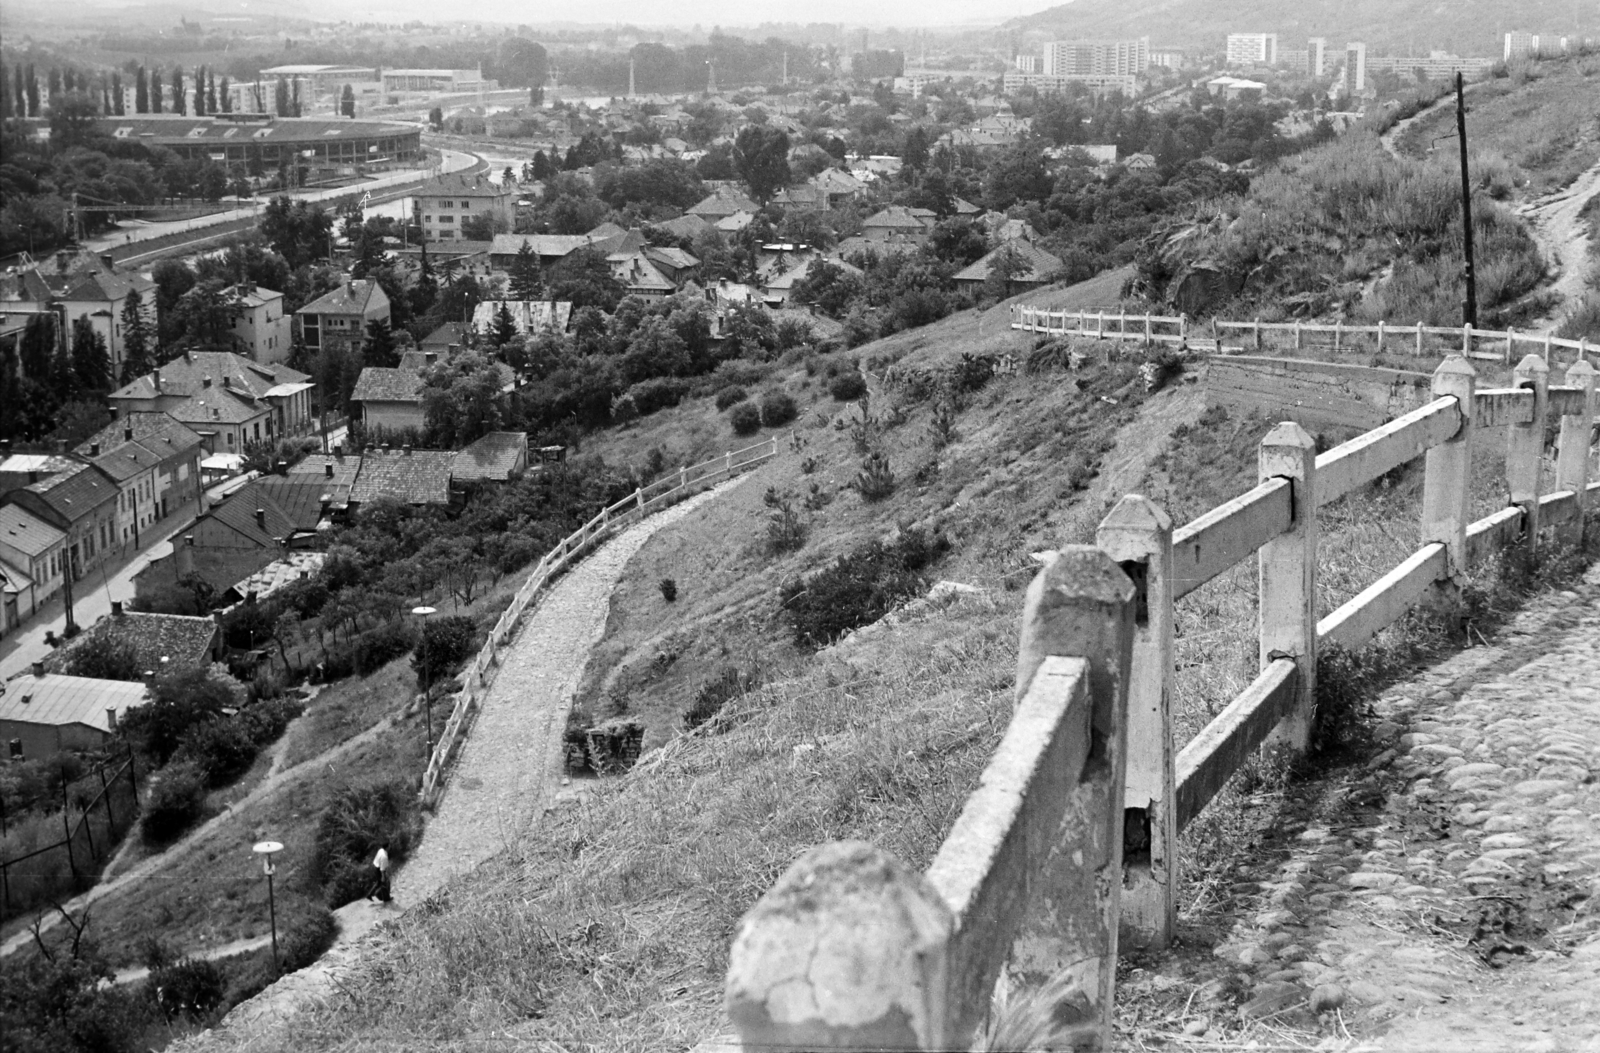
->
xmin=1011 ymin=305 xmax=1600 ymax=366
xmin=722 ymin=353 xmax=1599 ymax=1049
xmin=418 ymin=435 xmax=781 ymax=803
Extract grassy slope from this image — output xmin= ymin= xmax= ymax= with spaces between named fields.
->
xmin=272 ymin=262 xmax=1561 ymax=1050
xmin=1394 ymin=54 xmax=1600 ymax=194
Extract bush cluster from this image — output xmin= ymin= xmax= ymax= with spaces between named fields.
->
xmin=139 ymin=760 xmax=208 ymax=846
xmin=779 ymin=528 xmax=950 ymax=648
xmin=683 ymin=666 xmax=759 ymax=731
xmin=759 ymin=390 xmax=799 ymax=427
xmin=411 ymin=614 xmax=479 ymax=689
xmin=828 ymin=370 xmax=868 ymax=401
xmin=729 ymin=401 xmax=762 ymax=435
xmin=308 ymin=779 xmax=422 ymax=909
xmin=714 ymin=385 xmax=749 ymax=410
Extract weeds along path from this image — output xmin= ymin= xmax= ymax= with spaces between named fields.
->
xmin=185 ymin=475 xmax=758 ymax=1051
xmin=1521 ymin=159 xmax=1600 ymax=330
xmin=0 ymin=713 xmax=397 ymax=961
xmin=1127 ymin=560 xmax=1600 ymax=1048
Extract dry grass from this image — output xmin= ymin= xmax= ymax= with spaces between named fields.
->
xmin=1393 ymin=53 xmax=1600 ymax=194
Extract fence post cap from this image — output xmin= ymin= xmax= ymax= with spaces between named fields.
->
xmin=1260 ymin=419 xmax=1316 ymax=451
xmin=1512 ymin=352 xmax=1549 ymax=377
xmin=726 ymin=840 xmax=951 ymax=1049
xmin=1097 ymin=493 xmax=1172 ymax=536
xmin=1566 ymin=358 xmax=1596 ymax=380
xmin=1432 ymin=355 xmax=1477 ymax=382
xmin=1033 ymin=545 xmax=1137 ymax=609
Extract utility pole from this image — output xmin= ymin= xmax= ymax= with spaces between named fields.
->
xmin=1455 ymin=72 xmax=1477 ymax=328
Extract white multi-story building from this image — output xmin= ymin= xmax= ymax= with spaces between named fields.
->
xmin=1226 ymin=33 xmax=1279 ymax=67
xmin=1344 ymin=42 xmax=1368 ymax=96
xmin=1504 ymin=31 xmax=1540 ymax=61
xmin=1308 ymin=38 xmax=1328 ymax=77
xmin=1043 ymin=37 xmax=1150 ymax=77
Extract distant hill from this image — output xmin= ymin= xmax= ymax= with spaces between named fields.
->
xmin=1008 ymin=0 xmax=1597 ymax=58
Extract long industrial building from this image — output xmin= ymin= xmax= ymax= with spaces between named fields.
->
xmin=83 ymin=113 xmax=421 ymax=166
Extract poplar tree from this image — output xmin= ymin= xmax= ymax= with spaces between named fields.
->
xmin=171 ymin=67 xmax=186 ymax=115
xmin=112 ymin=71 xmax=125 ymax=115
xmin=193 ymin=66 xmax=205 ymax=115
xmin=119 ymin=290 xmax=156 ymax=385
xmin=274 ymin=76 xmax=289 ymax=117
xmin=26 ymin=65 xmax=39 ymax=116
xmin=136 ymin=66 xmax=148 ymax=113
xmin=206 ymin=71 xmax=218 ymax=114
xmin=150 ymin=68 xmax=163 ymax=113
xmin=220 ymin=76 xmax=232 ymax=113
xmin=11 ymin=66 xmax=23 ymax=118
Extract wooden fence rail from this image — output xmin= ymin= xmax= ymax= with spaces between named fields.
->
xmin=418 ymin=435 xmax=781 ymax=803
xmin=1010 ymin=305 xmax=1600 ymax=367
xmin=723 ymin=354 xmax=1598 ymax=1049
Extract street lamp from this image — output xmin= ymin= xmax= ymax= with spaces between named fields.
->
xmin=252 ymin=840 xmax=283 ymax=969
xmin=412 ymin=606 xmax=437 ymax=759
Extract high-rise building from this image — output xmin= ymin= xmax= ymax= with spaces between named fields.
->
xmin=1226 ymin=33 xmax=1279 ymax=67
xmin=1015 ymin=54 xmax=1040 ymax=73
xmin=1504 ymin=31 xmax=1540 ymax=60
xmin=1308 ymin=37 xmax=1328 ymax=77
xmin=1042 ymin=37 xmax=1150 ymax=77
xmin=1344 ymin=42 xmax=1367 ymax=96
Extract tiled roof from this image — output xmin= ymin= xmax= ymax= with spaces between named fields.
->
xmin=350 ymin=448 xmax=454 ymax=506
xmin=109 ymin=351 xmax=309 ymax=402
xmin=253 ymin=477 xmax=340 ymax=531
xmin=207 ymin=482 xmax=299 ymax=548
xmin=645 ymin=247 xmax=700 ymax=272
xmin=52 ymin=611 xmax=218 ymax=675
xmin=287 ymin=453 xmax=361 ymax=487
xmin=17 ymin=462 xmax=120 ymax=521
xmin=168 ymin=387 xmax=265 ymax=426
xmin=864 ymin=206 xmax=934 ymax=230
xmin=653 ymin=214 xmax=711 ymax=240
xmin=452 ymin=432 xmax=527 ymax=482
xmin=87 ymin=441 xmax=160 ymax=483
xmin=953 ymin=242 xmax=1065 ymax=284
xmin=296 ymin=279 xmax=386 ymax=318
xmin=420 ymin=321 xmax=468 ymax=348
xmin=351 ymin=367 xmax=425 ymax=404
xmin=688 ymin=190 xmax=760 ymax=218
xmin=0 ymin=673 xmax=148 ymax=733
xmin=59 ymin=268 xmax=155 ymax=305
xmin=0 ymin=503 xmax=66 ymax=557
xmin=489 ymin=233 xmax=598 ymax=259
xmin=225 ymin=552 xmax=326 ymax=604
xmin=417 ymin=171 xmax=516 ymax=199
xmin=78 ymin=412 xmax=205 ymax=459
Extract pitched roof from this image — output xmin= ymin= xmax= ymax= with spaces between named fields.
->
xmin=87 ymin=441 xmax=160 ymax=483
xmin=287 ymin=453 xmax=361 ymax=486
xmin=206 ymin=482 xmax=299 ymax=548
xmin=253 ymin=477 xmax=340 ymax=531
xmin=350 ymin=448 xmax=455 ymax=506
xmin=168 ymin=386 xmax=266 ymax=426
xmin=59 ymin=268 xmax=155 ymax=305
xmin=109 ymin=351 xmax=309 ymax=402
xmin=863 ymin=206 xmax=934 ymax=231
xmin=765 ymin=256 xmax=863 ymax=292
xmin=688 ymin=190 xmax=760 ymax=218
xmin=78 ymin=412 xmax=205 ymax=459
xmin=0 ymin=503 xmax=66 ymax=557
xmin=16 ymin=461 xmax=120 ymax=522
xmin=653 ymin=214 xmax=712 ymax=240
xmin=418 ymin=171 xmax=516 ymax=199
xmin=420 ymin=321 xmax=468 ymax=348
xmin=468 ymin=301 xmax=573 ymax=335
xmin=953 ymin=241 xmax=1065 ymax=284
xmin=489 ymin=233 xmax=599 ymax=259
xmin=225 ymin=551 xmax=327 ymax=605
xmin=452 ymin=431 xmax=528 ymax=482
xmin=645 ymin=246 xmax=700 ymax=272
xmin=295 ymin=279 xmax=387 ymax=317
xmin=351 ymin=367 xmax=425 ymax=404
xmin=612 ymin=254 xmax=676 ymax=293
xmin=52 ymin=611 xmax=218 ymax=675
xmin=0 ymin=673 xmax=148 ymax=733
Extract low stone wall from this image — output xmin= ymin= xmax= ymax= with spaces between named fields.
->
xmin=1205 ymin=355 xmax=1434 ymax=432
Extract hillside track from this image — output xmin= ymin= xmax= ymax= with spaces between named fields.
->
xmin=1520 ymin=159 xmax=1600 ymax=331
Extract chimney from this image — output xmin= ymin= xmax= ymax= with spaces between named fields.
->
xmin=347 ymin=280 xmax=356 ymax=295
xmin=32 ymin=661 xmax=45 ymax=677
xmin=246 ymin=590 xmax=258 ymax=606
xmin=154 ymin=371 xmax=163 ymax=392
xmin=90 ymin=442 xmax=100 ymax=457
xmin=334 ymin=443 xmax=345 ymax=458
xmin=124 ymin=426 xmax=134 ymax=442
xmin=255 ymin=508 xmax=266 ymax=529
xmin=425 ymin=351 xmax=437 ymax=366
xmin=176 ymin=534 xmax=195 ymax=577
xmin=324 ymin=462 xmax=334 ymax=478
xmin=106 ymin=707 xmax=119 ymax=731
xmin=319 ymin=494 xmax=331 ymax=513
xmin=100 ymin=253 xmax=116 ymax=273
xmin=275 ymin=460 xmax=289 ymax=475
xmin=112 ymin=600 xmax=123 ymax=616
xmin=203 ymin=375 xmax=212 ymax=388
xmin=55 ymin=439 xmax=67 ymax=454
xmin=403 ymin=444 xmax=412 ymax=456
xmin=143 ymin=669 xmax=156 ymax=685
xmin=28 ymin=470 xmax=38 ymax=484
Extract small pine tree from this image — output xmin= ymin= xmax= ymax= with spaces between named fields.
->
xmin=491 ymin=302 xmax=519 ymax=346
xmin=206 ymin=70 xmax=218 ymax=114
xmin=119 ymin=290 xmax=156 ymax=385
xmin=70 ymin=317 xmax=110 ymax=393
xmin=507 ymin=243 xmax=541 ymax=300
xmin=135 ymin=66 xmax=148 ymax=113
xmin=361 ymin=318 xmax=398 ymax=368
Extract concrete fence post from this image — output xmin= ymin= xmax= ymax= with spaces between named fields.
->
xmin=1422 ymin=356 xmax=1477 ymax=593
xmin=726 ymin=841 xmax=954 ymax=1050
xmin=1544 ymin=331 xmax=1554 ymax=366
xmin=1416 ymin=320 xmax=1425 ymax=356
xmin=1096 ymin=495 xmax=1176 ymax=951
xmin=725 ymin=450 xmax=732 ymax=475
xmin=1376 ymin=319 xmax=1385 ymax=354
xmin=1097 ymin=311 xmax=1105 ymax=339
xmin=1508 ymin=353 xmax=1550 ymax=554
xmin=680 ymin=465 xmax=687 ymax=488
xmin=1259 ymin=422 xmax=1318 ymax=753
xmin=1012 ymin=546 xmax=1136 ymax=1039
xmin=1506 ymin=328 xmax=1517 ymax=364
xmin=1294 ymin=321 xmax=1303 ymax=350
xmin=1557 ymin=360 xmax=1597 ymax=545
xmin=1254 ymin=316 xmax=1262 ymax=351
xmin=1179 ymin=313 xmax=1188 ymax=342
xmin=1144 ymin=314 xmax=1152 ymax=344
xmin=1463 ymin=324 xmax=1472 ymax=356
xmin=1333 ymin=319 xmax=1341 ymax=350
xmin=635 ymin=486 xmax=644 ymax=510
xmin=1119 ymin=309 xmax=1126 ymax=341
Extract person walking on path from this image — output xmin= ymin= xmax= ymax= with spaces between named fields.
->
xmin=368 ymin=843 xmax=391 ymax=903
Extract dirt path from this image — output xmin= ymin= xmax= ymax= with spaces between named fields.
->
xmin=1520 ymin=159 xmax=1600 ymax=331
xmin=0 ymin=713 xmax=396 ymax=961
xmin=180 ymin=475 xmax=756 ymax=1049
xmin=1119 ymin=559 xmax=1600 ymax=1049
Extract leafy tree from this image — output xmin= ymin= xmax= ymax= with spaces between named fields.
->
xmin=66 ymin=632 xmax=142 ymax=680
xmin=421 ymin=353 xmax=504 ymax=447
xmin=274 ymin=76 xmax=289 ymax=118
xmin=545 ymin=247 xmax=624 ymax=313
xmin=362 ymin=318 xmax=398 ymax=367
xmin=49 ymin=91 xmax=99 ymax=149
xmin=340 ymin=84 xmax=355 ymax=118
xmin=507 ymin=243 xmax=541 ymax=300
xmin=70 ymin=316 xmax=110 ymax=391
xmin=121 ymin=668 xmax=236 ymax=765
xmin=170 ymin=279 xmax=234 ymax=348
xmin=459 ymin=211 xmax=507 ymax=240
xmin=427 ymin=106 xmax=443 ymax=131
xmin=733 ymin=124 xmax=791 ymax=203
xmin=261 ymin=196 xmax=333 ymax=269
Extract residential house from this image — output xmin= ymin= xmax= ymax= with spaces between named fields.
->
xmin=771 ymin=184 xmax=824 ymax=211
xmin=219 ymin=550 xmax=326 ymax=608
xmin=0 ymin=668 xmax=149 ymax=758
xmin=643 ymin=247 xmax=701 ymax=288
xmin=687 ymin=190 xmax=761 ymax=223
xmin=451 ymin=431 xmax=529 ymax=484
xmin=812 ymin=168 xmax=866 ymax=209
xmin=420 ymin=321 xmax=469 ymax=353
xmin=0 ymin=503 xmax=66 ymax=629
xmin=654 ymin=214 xmax=712 ymax=241
xmin=467 ymin=301 xmax=573 ymax=339
xmin=0 ymin=250 xmax=157 ymax=384
xmin=287 ymin=453 xmax=359 ymax=516
xmin=416 ymin=171 xmax=517 ymax=242
xmin=350 ymin=367 xmax=427 ymax=433
xmin=715 ymin=211 xmax=755 ymax=233
xmin=222 ymin=283 xmax=292 ymax=364
xmin=764 ymin=256 xmax=863 ymax=307
xmin=134 ymin=480 xmax=307 ymax=601
xmin=862 ymin=206 xmax=936 ymax=242
xmin=77 ymin=413 xmax=207 ymax=536
xmin=107 ymin=352 xmax=316 ymax=453
xmin=0 ymin=452 xmax=78 ymax=496
xmin=46 ymin=607 xmax=221 ymax=679
xmin=953 ymin=241 xmax=1066 ymax=293
xmin=294 ymin=279 xmax=391 ymax=356
xmin=349 ymin=446 xmax=455 ymax=509
xmin=609 ymin=253 xmax=676 ymax=299
xmin=5 ymin=461 xmax=122 ymax=582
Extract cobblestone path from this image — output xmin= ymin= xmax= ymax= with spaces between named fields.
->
xmin=1176 ymin=560 xmax=1600 ymax=1050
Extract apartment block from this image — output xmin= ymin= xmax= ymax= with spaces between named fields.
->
xmin=1308 ymin=38 xmax=1328 ymax=77
xmin=1226 ymin=33 xmax=1278 ymax=67
xmin=1042 ymin=37 xmax=1150 ymax=77
xmin=1344 ymin=42 xmax=1368 ymax=96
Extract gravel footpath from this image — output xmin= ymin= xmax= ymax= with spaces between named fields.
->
xmin=191 ymin=475 xmax=753 ymax=1048
xmin=1143 ymin=559 xmax=1600 ymax=1049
